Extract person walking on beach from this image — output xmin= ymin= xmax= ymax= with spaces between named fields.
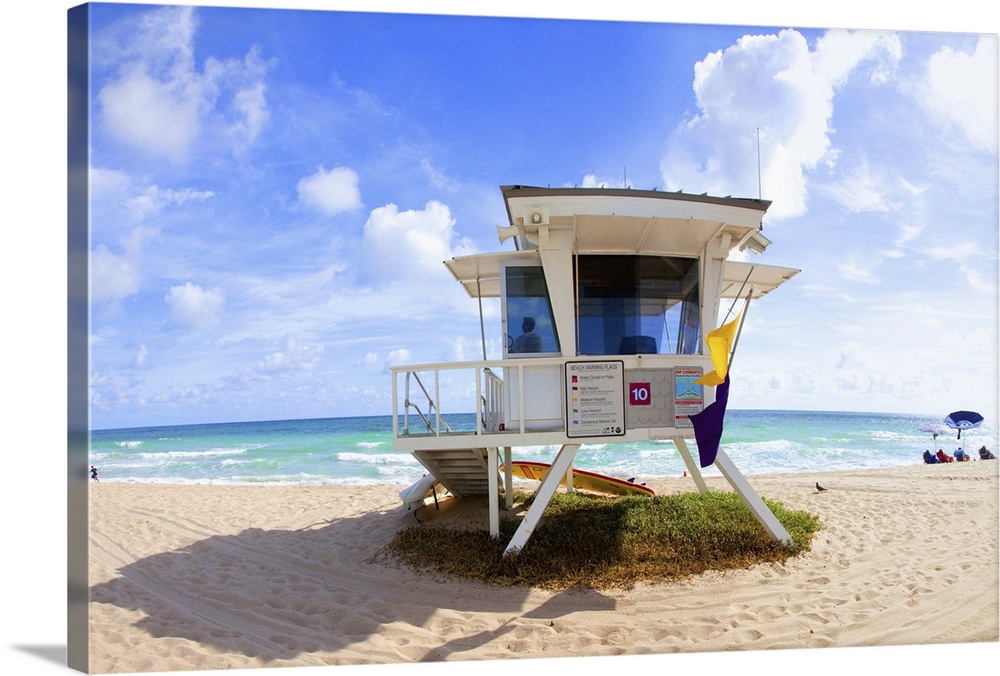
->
xmin=91 ymin=465 xmax=99 ymax=482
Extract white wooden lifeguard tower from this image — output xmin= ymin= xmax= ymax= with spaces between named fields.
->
xmin=392 ymin=185 xmax=799 ymax=555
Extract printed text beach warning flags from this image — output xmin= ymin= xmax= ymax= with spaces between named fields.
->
xmin=689 ymin=315 xmax=739 ymax=467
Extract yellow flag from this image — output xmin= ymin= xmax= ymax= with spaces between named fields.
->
xmin=695 ymin=314 xmax=740 ymax=386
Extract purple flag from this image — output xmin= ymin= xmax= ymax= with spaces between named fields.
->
xmin=689 ymin=374 xmax=730 ymax=467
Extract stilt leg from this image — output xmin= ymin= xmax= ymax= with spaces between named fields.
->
xmin=675 ymin=438 xmax=709 ymax=492
xmin=503 ymin=444 xmax=580 ymax=556
xmin=504 ymin=447 xmax=513 ymax=510
xmin=715 ymin=449 xmax=792 ymax=545
xmin=488 ymin=447 xmax=499 ymax=538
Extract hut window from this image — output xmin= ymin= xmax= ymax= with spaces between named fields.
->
xmin=503 ymin=265 xmax=560 ymax=356
xmin=575 ymin=255 xmax=700 ymax=356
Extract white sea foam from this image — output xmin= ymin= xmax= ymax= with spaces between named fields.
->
xmin=135 ymin=448 xmax=252 ymax=460
xmin=337 ymin=452 xmax=419 ymax=465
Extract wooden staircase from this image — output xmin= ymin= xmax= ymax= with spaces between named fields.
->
xmin=412 ymin=448 xmax=497 ymax=497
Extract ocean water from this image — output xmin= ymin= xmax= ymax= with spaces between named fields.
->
xmin=88 ymin=410 xmax=999 ymax=486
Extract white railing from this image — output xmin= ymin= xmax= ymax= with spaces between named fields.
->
xmin=401 ymin=370 xmax=453 ymax=435
xmin=390 ymin=353 xmax=708 ymax=446
xmin=482 ymin=367 xmax=504 ymax=434
xmin=391 ymin=357 xmax=572 ymax=440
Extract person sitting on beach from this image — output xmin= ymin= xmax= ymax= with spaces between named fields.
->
xmin=980 ymin=446 xmax=997 ymax=460
xmin=923 ymin=450 xmax=939 ymax=464
xmin=936 ymin=449 xmax=953 ymax=463
xmin=954 ymin=448 xmax=966 ymax=462
xmin=509 ymin=316 xmax=543 ymax=353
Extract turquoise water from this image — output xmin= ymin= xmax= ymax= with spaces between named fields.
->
xmin=88 ymin=410 xmax=999 ymax=486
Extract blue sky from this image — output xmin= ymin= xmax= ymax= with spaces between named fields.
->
xmin=80 ymin=2 xmax=998 ymax=429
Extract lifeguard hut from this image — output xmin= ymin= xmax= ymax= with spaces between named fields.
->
xmin=392 ymin=185 xmax=799 ymax=555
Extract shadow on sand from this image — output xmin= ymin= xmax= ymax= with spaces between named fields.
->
xmin=89 ymin=495 xmax=617 ymax=665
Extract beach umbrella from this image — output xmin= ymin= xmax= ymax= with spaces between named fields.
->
xmin=944 ymin=410 xmax=984 ymax=439
xmin=920 ymin=424 xmax=949 ymax=443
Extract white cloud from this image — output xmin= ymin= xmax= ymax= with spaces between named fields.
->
xmin=89 ymin=167 xmax=131 ymax=198
xmin=297 ymin=165 xmax=363 ymax=216
xmin=258 ymin=334 xmax=324 ymax=373
xmin=165 ymin=282 xmax=226 ymax=328
xmin=420 ymin=159 xmax=460 ymax=192
xmin=98 ymin=61 xmax=203 ymax=162
xmin=205 ymin=44 xmax=273 ymax=154
xmin=918 ymin=36 xmax=999 ymax=154
xmin=96 ymin=5 xmax=271 ymax=162
xmin=661 ymin=28 xmax=902 ymax=219
xmin=91 ymin=244 xmax=141 ymax=301
xmin=383 ymin=348 xmax=413 ymax=373
xmin=821 ymin=157 xmax=894 ymax=214
xmin=90 ymin=225 xmax=158 ymax=302
xmin=580 ymin=173 xmax=626 ymax=189
xmin=126 ymin=185 xmax=215 ymax=222
xmin=837 ymin=256 xmax=880 ymax=284
xmin=362 ymin=200 xmax=475 ymax=282
xmin=132 ymin=344 xmax=149 ymax=369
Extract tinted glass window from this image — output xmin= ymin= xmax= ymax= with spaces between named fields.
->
xmin=505 ymin=266 xmax=560 ymax=356
xmin=576 ymin=255 xmax=700 ymax=356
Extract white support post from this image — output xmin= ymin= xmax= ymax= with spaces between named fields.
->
xmin=503 ymin=447 xmax=513 ymax=510
xmin=674 ymin=438 xmax=709 ymax=493
xmin=488 ymin=447 xmax=499 ymax=538
xmin=503 ymin=444 xmax=580 ymax=557
xmin=714 ymin=448 xmax=792 ymax=545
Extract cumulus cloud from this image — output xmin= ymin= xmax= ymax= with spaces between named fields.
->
xmin=661 ymin=28 xmax=902 ymax=219
xmin=362 ymin=200 xmax=475 ymax=282
xmin=383 ymin=348 xmax=413 ymax=372
xmin=89 ymin=167 xmax=131 ymax=198
xmin=917 ymin=36 xmax=999 ymax=154
xmin=90 ymin=225 xmax=158 ymax=301
xmin=91 ymin=244 xmax=141 ymax=301
xmin=165 ymin=282 xmax=226 ymax=328
xmin=297 ymin=165 xmax=363 ymax=216
xmin=96 ymin=5 xmax=272 ymax=162
xmin=98 ymin=61 xmax=202 ymax=162
xmin=580 ymin=173 xmax=626 ymax=189
xmin=258 ymin=334 xmax=324 ymax=373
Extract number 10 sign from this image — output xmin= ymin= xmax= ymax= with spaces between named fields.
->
xmin=629 ymin=382 xmax=651 ymax=406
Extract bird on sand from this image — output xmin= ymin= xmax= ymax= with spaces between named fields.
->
xmin=816 ymin=482 xmax=827 ymax=492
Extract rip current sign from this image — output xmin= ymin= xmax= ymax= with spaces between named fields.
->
xmin=565 ymin=360 xmax=626 ymax=438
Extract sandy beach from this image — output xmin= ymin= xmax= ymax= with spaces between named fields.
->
xmin=85 ymin=460 xmax=999 ymax=673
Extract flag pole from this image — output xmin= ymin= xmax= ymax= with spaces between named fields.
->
xmin=723 ymin=265 xmax=754 ymax=325
xmin=727 ymin=287 xmax=754 ymax=371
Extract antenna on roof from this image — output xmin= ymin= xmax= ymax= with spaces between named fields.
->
xmin=756 ymin=127 xmax=762 ymax=200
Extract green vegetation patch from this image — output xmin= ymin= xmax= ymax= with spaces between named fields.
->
xmin=374 ymin=490 xmax=821 ymax=590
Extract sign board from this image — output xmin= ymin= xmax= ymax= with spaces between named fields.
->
xmin=673 ymin=367 xmax=703 ymax=427
xmin=565 ymin=360 xmax=626 ymax=437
